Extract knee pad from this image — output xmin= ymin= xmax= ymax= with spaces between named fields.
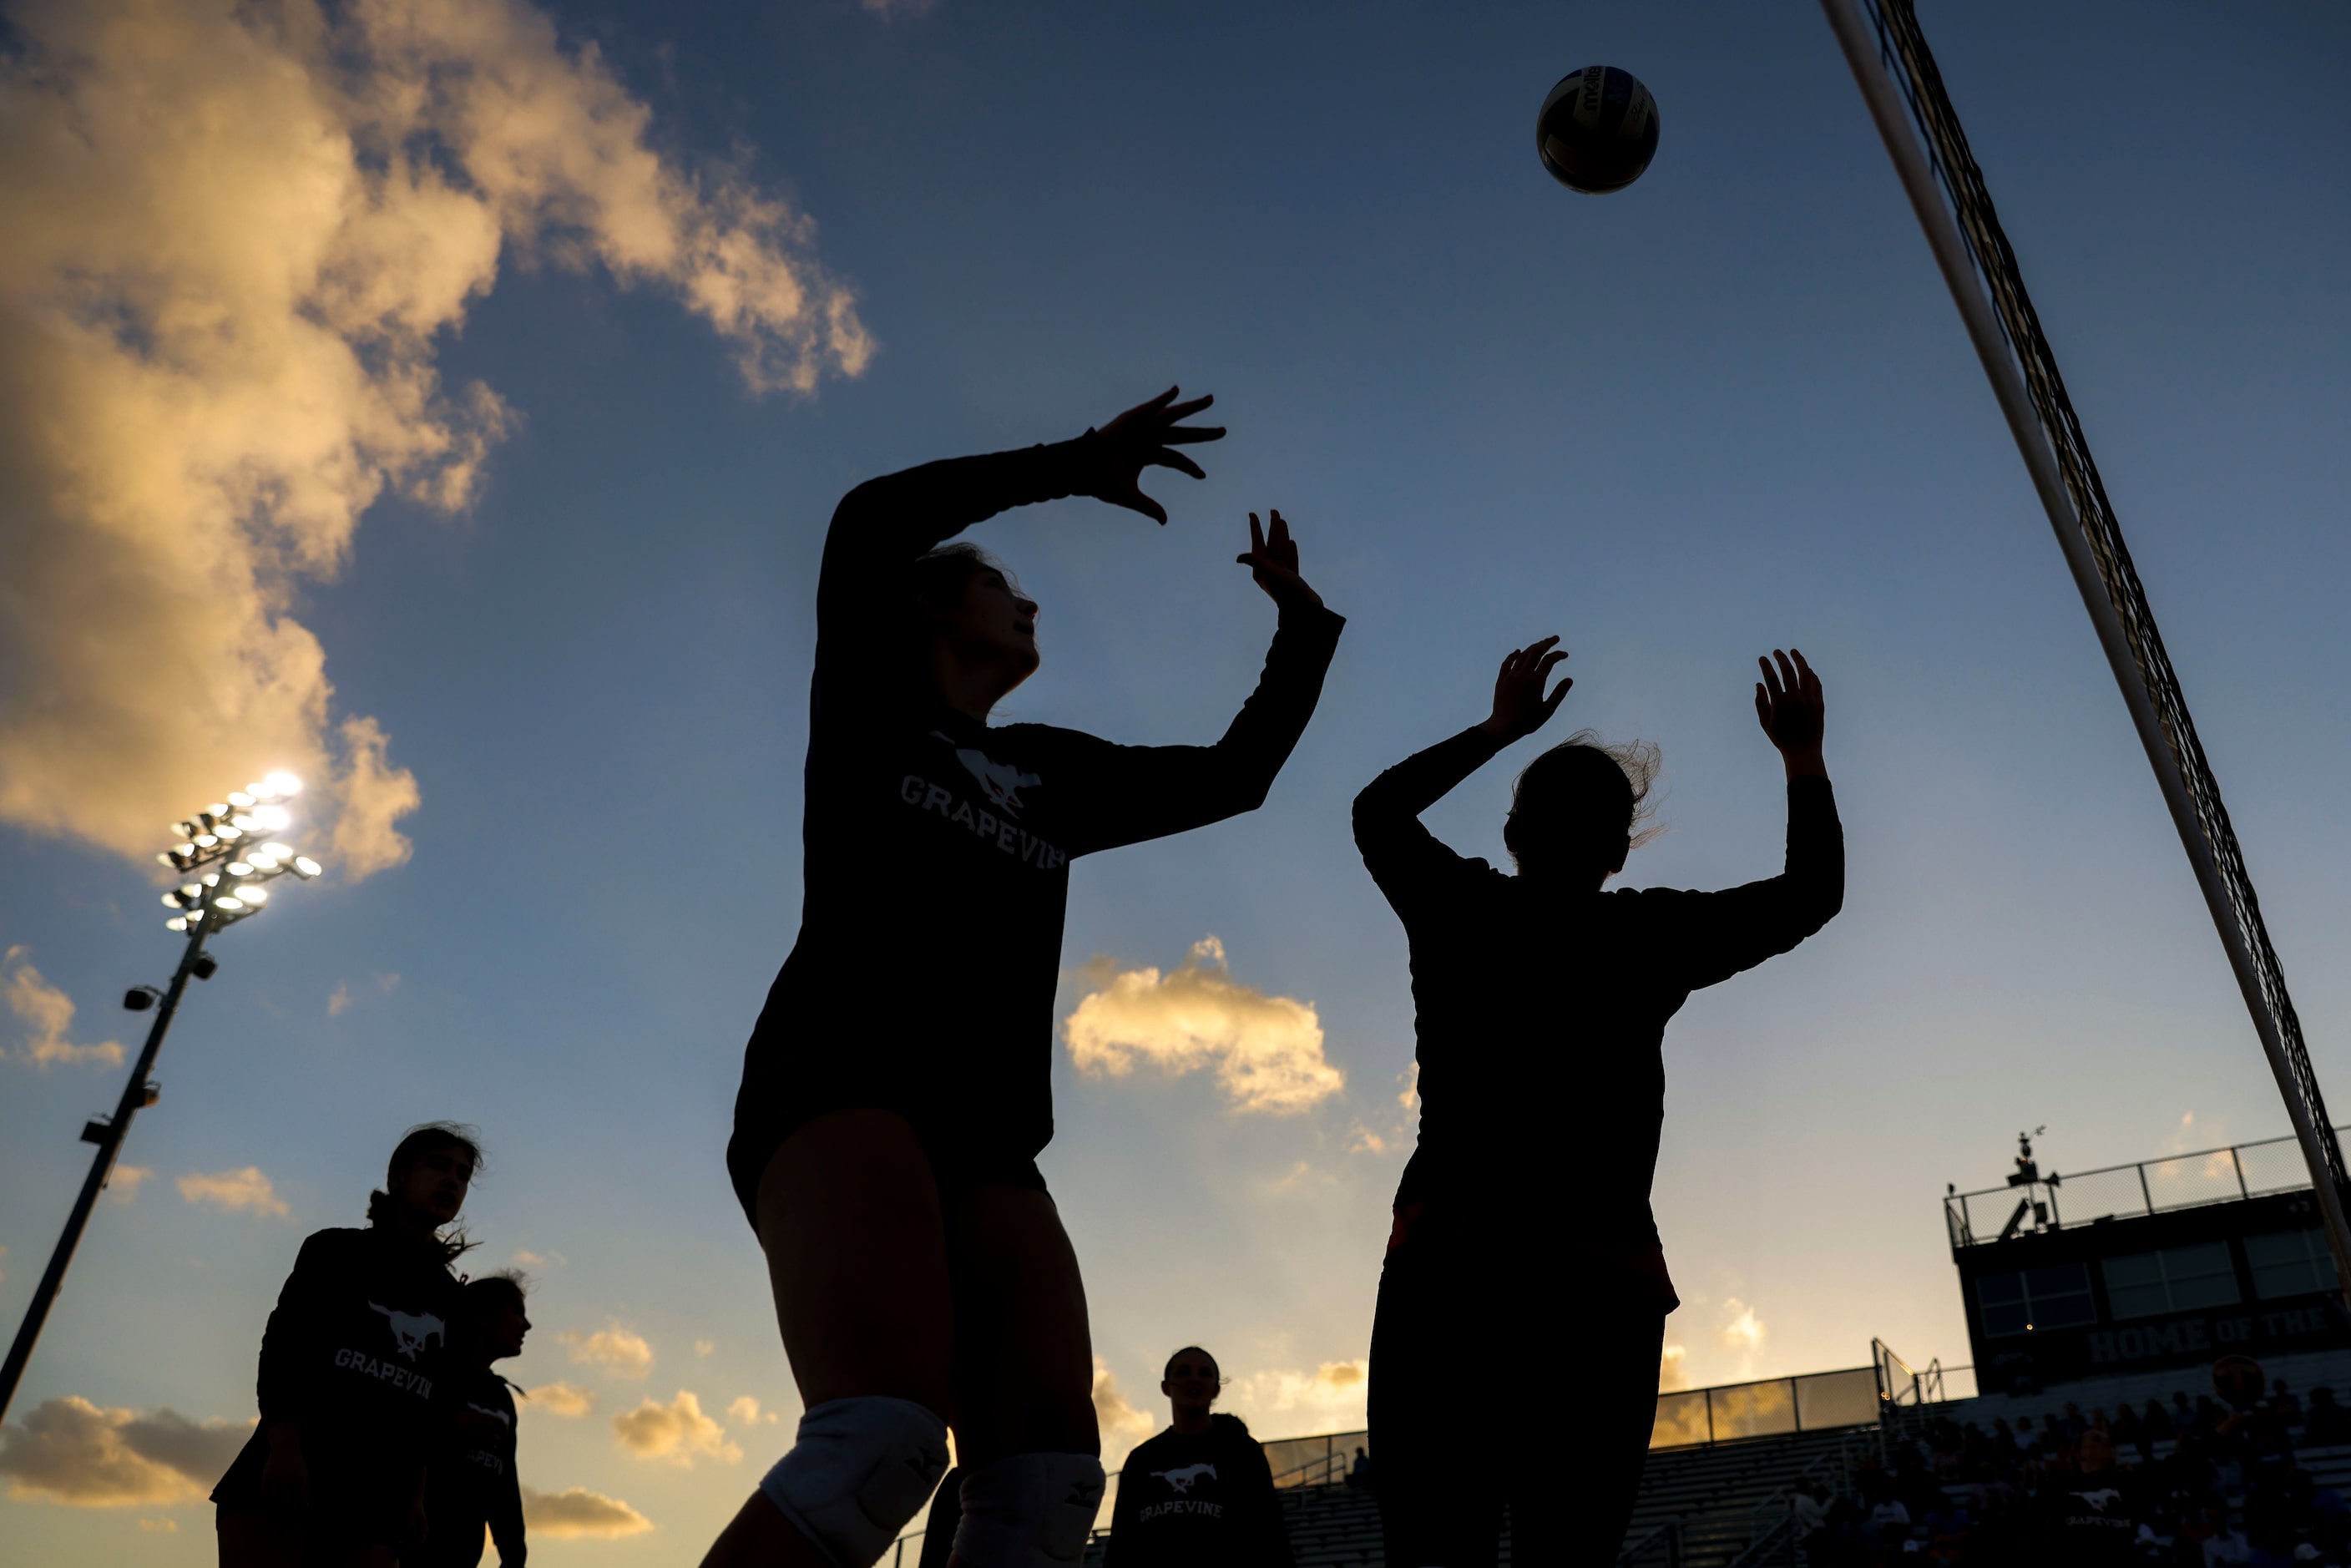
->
xmin=758 ymin=1396 xmax=949 ymax=1568
xmin=951 ymin=1452 xmax=1106 ymax=1567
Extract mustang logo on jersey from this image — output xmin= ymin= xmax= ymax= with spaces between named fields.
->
xmin=1153 ymin=1462 xmax=1217 ymax=1494
xmin=369 ymin=1302 xmax=447 ymax=1361
xmin=929 ymin=732 xmax=1044 ymax=814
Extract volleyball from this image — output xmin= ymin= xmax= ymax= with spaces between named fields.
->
xmin=1535 ymin=66 xmax=1661 ymax=195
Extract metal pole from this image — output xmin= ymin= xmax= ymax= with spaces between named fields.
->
xmin=1818 ymin=0 xmax=2351 ymax=1314
xmin=0 ymin=921 xmax=211 ymax=1422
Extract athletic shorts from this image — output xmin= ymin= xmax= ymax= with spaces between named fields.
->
xmin=726 ymin=1090 xmax=1047 ymax=1231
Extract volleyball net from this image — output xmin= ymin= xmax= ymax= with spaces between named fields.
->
xmin=1818 ymin=0 xmax=2351 ymax=1298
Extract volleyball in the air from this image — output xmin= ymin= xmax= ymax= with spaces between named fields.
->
xmin=1535 ymin=66 xmax=1660 ymax=194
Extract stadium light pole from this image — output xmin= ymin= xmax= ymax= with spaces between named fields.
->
xmin=0 ymin=775 xmax=326 ymax=1424
xmin=1820 ymin=0 xmax=2351 ymax=1310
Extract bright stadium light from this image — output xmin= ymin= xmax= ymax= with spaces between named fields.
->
xmin=2 ymin=774 xmax=328 ymax=1422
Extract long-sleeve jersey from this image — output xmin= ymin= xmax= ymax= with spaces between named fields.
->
xmin=1106 ymin=1416 xmax=1294 ymax=1568
xmin=211 ymin=1227 xmax=463 ymax=1506
xmin=415 ymin=1368 xmax=525 ymax=1567
xmin=1352 ymin=727 xmax=1843 ymax=1249
xmin=732 ymin=438 xmax=1343 ymax=1185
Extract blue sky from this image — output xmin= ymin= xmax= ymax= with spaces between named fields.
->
xmin=3 ymin=0 xmax=2348 ymax=1559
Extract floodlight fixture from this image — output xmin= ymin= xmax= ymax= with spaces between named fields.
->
xmin=3 ymin=771 xmax=327 ymax=1421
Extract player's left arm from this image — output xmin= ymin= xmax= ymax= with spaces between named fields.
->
xmin=1059 ymin=511 xmax=1342 ymax=855
xmin=1652 ymin=650 xmax=1843 ymax=990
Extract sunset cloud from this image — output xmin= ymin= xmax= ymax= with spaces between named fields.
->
xmin=561 ymin=1324 xmax=654 ymax=1378
xmin=1092 ymin=1358 xmax=1157 ymax=1469
xmin=1223 ymin=1360 xmax=1370 ymax=1434
xmin=110 ymin=1166 xmax=154 ymax=1204
xmin=3 ymin=950 xmax=124 ymax=1069
xmin=522 ymin=1483 xmax=654 ymax=1539
xmin=525 ymin=1382 xmax=596 ymax=1419
xmin=1659 ymin=1343 xmax=1690 ymax=1393
xmin=0 ymin=1397 xmax=250 ymax=1506
xmin=0 ymin=0 xmax=868 ymax=873
xmin=613 ymin=1391 xmax=741 ymax=1467
xmin=178 ymin=1168 xmax=290 ymax=1218
xmin=726 ymin=1396 xmax=780 ymax=1429
xmin=1064 ymin=938 xmax=1343 ymax=1114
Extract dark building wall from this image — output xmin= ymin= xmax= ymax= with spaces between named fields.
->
xmin=1954 ymin=1190 xmax=2347 ymax=1389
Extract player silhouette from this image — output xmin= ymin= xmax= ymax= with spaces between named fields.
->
xmin=1353 ymin=642 xmax=1843 ymax=1565
xmin=705 ymin=390 xmax=1344 ymax=1568
xmin=212 ymin=1123 xmax=482 ymax=1568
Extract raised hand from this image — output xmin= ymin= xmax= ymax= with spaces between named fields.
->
xmin=1078 ymin=386 xmax=1226 ymax=525
xmin=1477 ymin=635 xmax=1571 ymax=742
xmin=1754 ymin=648 xmax=1827 ymax=777
xmin=1236 ymin=509 xmax=1323 ymax=611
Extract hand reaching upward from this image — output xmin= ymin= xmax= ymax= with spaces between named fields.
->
xmin=1754 ymin=648 xmax=1828 ymax=779
xmin=1236 ymin=509 xmax=1323 ymax=611
xmin=1078 ymin=386 xmax=1226 ymax=525
xmin=1477 ymin=636 xmax=1571 ymax=742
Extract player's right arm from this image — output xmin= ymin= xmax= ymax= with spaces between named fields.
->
xmin=813 ymin=388 xmax=1226 ymax=664
xmin=254 ymin=1231 xmax=344 ymax=1510
xmin=1352 ymin=637 xmax=1570 ymax=908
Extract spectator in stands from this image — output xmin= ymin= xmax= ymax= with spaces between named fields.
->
xmin=1345 ymin=1447 xmax=1373 ymax=1490
xmin=2114 ymin=1400 xmax=2145 ymax=1460
xmin=2020 ymin=1426 xmax=2143 ymax=1567
xmin=2273 ymin=1381 xmax=2306 ymax=1428
xmin=1104 ymin=1348 xmax=1292 ymax=1568
xmin=2143 ymin=1397 xmax=2177 ymax=1449
xmin=2306 ymin=1388 xmax=2351 ymax=1447
xmin=2060 ymin=1402 xmax=2088 ymax=1441
xmin=2015 ymin=1414 xmax=2042 ymax=1454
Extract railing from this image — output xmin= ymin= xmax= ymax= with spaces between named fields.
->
xmin=1945 ymin=1125 xmax=2351 ymax=1247
xmin=1617 ymin=1520 xmax=1683 ymax=1566
xmin=1260 ymin=1427 xmax=1367 ymax=1490
xmin=1651 ymin=1365 xmax=1880 ymax=1449
xmin=1724 ymin=1497 xmax=1802 ymax=1568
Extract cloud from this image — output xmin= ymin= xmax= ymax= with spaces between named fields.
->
xmin=139 ymin=1518 xmax=179 ymax=1532
xmin=1222 ymin=1361 xmax=1370 ymax=1436
xmin=695 ymin=1338 xmax=715 ymax=1358
xmin=613 ymin=1391 xmax=741 ymax=1467
xmin=178 ymin=1167 xmax=290 ymax=1217
xmin=525 ymin=1382 xmax=596 ymax=1419
xmin=725 ymin=1396 xmax=780 ymax=1429
xmin=3 ymin=949 xmax=125 ymax=1068
xmin=109 ymin=1166 xmax=154 ymax=1204
xmin=1064 ymin=938 xmax=1343 ymax=1115
xmin=522 ymin=1484 xmax=654 ymax=1539
xmin=561 ymin=1324 xmax=654 ymax=1378
xmin=1659 ymin=1343 xmax=1689 ymax=1393
xmin=1718 ymin=1297 xmax=1767 ymax=1354
xmin=0 ymin=1397 xmax=250 ymax=1506
xmin=0 ymin=0 xmax=868 ymax=878
xmin=326 ymin=982 xmax=353 ymax=1018
xmin=513 ymin=1248 xmax=566 ymax=1272
xmin=1091 ymin=1359 xmax=1156 ymax=1469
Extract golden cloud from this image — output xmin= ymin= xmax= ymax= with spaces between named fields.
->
xmin=1222 ymin=1361 xmax=1371 ymax=1434
xmin=1091 ymin=1358 xmax=1157 ymax=1470
xmin=612 ymin=1390 xmax=741 ymax=1467
xmin=1063 ymin=937 xmax=1343 ymax=1115
xmin=560 ymin=1324 xmax=654 ymax=1378
xmin=1659 ymin=1343 xmax=1690 ymax=1393
xmin=521 ymin=1483 xmax=654 ymax=1539
xmin=725 ymin=1396 xmax=780 ymax=1429
xmin=109 ymin=1166 xmax=154 ymax=1204
xmin=3 ymin=949 xmax=124 ymax=1069
xmin=0 ymin=0 xmax=867 ymax=873
xmin=0 ymin=1397 xmax=250 ymax=1506
xmin=525 ymin=1381 xmax=596 ymax=1419
xmin=178 ymin=1167 xmax=290 ymax=1218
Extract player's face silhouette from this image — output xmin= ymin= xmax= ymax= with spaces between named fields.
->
xmin=397 ymin=1146 xmax=474 ymax=1227
xmin=936 ymin=569 xmax=1040 ymax=683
